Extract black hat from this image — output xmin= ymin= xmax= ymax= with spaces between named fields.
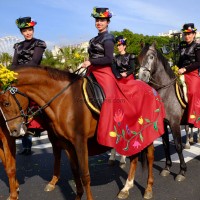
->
xmin=16 ymin=17 xmax=37 ymax=29
xmin=115 ymin=35 xmax=127 ymax=45
xmin=91 ymin=7 xmax=112 ymax=18
xmin=182 ymin=23 xmax=197 ymax=33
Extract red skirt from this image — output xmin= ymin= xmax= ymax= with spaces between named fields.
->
xmin=27 ymin=101 xmax=44 ymax=130
xmin=184 ymin=70 xmax=200 ymax=128
xmin=89 ymin=66 xmax=165 ymax=156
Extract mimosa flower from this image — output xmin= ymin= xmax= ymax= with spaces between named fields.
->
xmin=0 ymin=64 xmax=18 ymax=90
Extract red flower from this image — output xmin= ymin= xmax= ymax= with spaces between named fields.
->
xmin=103 ymin=11 xmax=109 ymax=17
xmin=114 ymin=109 xmax=124 ymax=124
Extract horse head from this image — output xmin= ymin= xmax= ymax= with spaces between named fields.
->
xmin=138 ymin=42 xmax=158 ymax=83
xmin=0 ymin=87 xmax=29 ymax=137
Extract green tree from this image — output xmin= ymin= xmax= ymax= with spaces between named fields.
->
xmin=0 ymin=52 xmax=12 ymax=67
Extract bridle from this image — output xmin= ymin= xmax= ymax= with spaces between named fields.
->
xmin=1 ymin=87 xmax=30 ymax=123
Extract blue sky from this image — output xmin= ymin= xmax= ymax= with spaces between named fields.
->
xmin=0 ymin=0 xmax=200 ymax=50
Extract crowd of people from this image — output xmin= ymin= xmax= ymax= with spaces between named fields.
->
xmin=10 ymin=7 xmax=200 ymax=156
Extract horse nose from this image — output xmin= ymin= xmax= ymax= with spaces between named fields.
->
xmin=11 ymin=123 xmax=27 ymax=137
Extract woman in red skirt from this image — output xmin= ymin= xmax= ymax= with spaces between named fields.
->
xmin=178 ymin=23 xmax=200 ymax=128
xmin=82 ymin=7 xmax=165 ymax=156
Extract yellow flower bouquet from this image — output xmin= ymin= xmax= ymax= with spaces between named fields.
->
xmin=171 ymin=65 xmax=182 ymax=85
xmin=0 ymin=64 xmax=18 ymax=90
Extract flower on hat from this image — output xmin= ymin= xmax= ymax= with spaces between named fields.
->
xmin=16 ymin=18 xmax=37 ymax=29
xmin=0 ymin=64 xmax=18 ymax=90
xmin=91 ymin=7 xmax=112 ymax=18
xmin=117 ymin=38 xmax=127 ymax=46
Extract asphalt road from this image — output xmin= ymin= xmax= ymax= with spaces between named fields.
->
xmin=0 ymin=131 xmax=200 ymax=200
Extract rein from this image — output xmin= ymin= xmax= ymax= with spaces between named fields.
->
xmin=3 ymin=67 xmax=87 ymax=122
xmin=149 ymin=76 xmax=177 ymax=91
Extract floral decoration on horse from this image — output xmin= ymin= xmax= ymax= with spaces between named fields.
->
xmin=0 ymin=64 xmax=18 ymax=90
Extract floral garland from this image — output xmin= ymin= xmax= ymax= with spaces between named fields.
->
xmin=0 ymin=64 xmax=18 ymax=90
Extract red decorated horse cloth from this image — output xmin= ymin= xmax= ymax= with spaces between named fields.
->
xmin=89 ymin=66 xmax=165 ymax=156
xmin=184 ymin=69 xmax=200 ymax=128
xmin=27 ymin=101 xmax=44 ymax=130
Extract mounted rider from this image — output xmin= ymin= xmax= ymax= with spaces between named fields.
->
xmin=11 ymin=16 xmax=46 ymax=155
xmin=178 ymin=23 xmax=200 ymax=128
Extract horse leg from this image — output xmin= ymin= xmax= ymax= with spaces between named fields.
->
xmin=184 ymin=125 xmax=191 ymax=149
xmin=170 ymin=123 xmax=186 ymax=181
xmin=197 ymin=129 xmax=200 ymax=143
xmin=160 ymin=123 xmax=172 ymax=177
xmin=63 ymin=142 xmax=84 ymax=200
xmin=189 ymin=127 xmax=194 ymax=143
xmin=44 ymin=141 xmax=61 ymax=192
xmin=75 ymin=138 xmax=93 ymax=200
xmin=44 ymin=128 xmax=62 ymax=192
xmin=3 ymin=137 xmax=19 ymax=200
xmin=143 ymin=143 xmax=154 ymax=199
xmin=117 ymin=154 xmax=138 ymax=199
xmin=108 ymin=148 xmax=116 ymax=166
xmin=119 ymin=155 xmax=127 ymax=169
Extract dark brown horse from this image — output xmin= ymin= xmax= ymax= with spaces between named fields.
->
xmin=138 ymin=43 xmax=187 ymax=182
xmin=0 ymin=65 xmax=155 ymax=199
xmin=0 ymin=113 xmax=19 ymax=200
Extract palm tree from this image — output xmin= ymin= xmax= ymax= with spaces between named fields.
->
xmin=0 ymin=52 xmax=12 ymax=67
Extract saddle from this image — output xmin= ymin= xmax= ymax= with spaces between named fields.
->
xmin=82 ymin=73 xmax=105 ymax=114
xmin=175 ymin=75 xmax=188 ymax=108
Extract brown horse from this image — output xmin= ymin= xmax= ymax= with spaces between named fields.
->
xmin=0 ymin=65 xmax=155 ymax=199
xmin=0 ymin=113 xmax=19 ymax=200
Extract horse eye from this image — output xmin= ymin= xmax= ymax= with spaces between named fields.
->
xmin=150 ymin=55 xmax=154 ymax=59
xmin=3 ymin=102 xmax=10 ymax=107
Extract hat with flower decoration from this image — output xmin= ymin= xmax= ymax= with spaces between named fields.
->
xmin=182 ymin=23 xmax=197 ymax=33
xmin=16 ymin=17 xmax=37 ymax=29
xmin=91 ymin=7 xmax=112 ymax=18
xmin=115 ymin=35 xmax=127 ymax=45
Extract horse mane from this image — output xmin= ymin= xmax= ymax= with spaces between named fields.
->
xmin=156 ymin=50 xmax=176 ymax=79
xmin=10 ymin=65 xmax=81 ymax=81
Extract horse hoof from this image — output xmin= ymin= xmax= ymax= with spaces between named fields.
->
xmin=197 ymin=139 xmax=200 ymax=143
xmin=175 ymin=174 xmax=186 ymax=182
xmin=160 ymin=169 xmax=170 ymax=177
xmin=119 ymin=163 xmax=126 ymax=169
xmin=44 ymin=183 xmax=55 ymax=192
xmin=117 ymin=190 xmax=129 ymax=199
xmin=108 ymin=160 xmax=115 ymax=166
xmin=144 ymin=191 xmax=153 ymax=199
xmin=184 ymin=143 xmax=191 ymax=149
xmin=7 ymin=196 xmax=19 ymax=200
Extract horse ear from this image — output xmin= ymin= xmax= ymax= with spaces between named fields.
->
xmin=140 ymin=40 xmax=145 ymax=49
xmin=151 ymin=41 xmax=157 ymax=49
